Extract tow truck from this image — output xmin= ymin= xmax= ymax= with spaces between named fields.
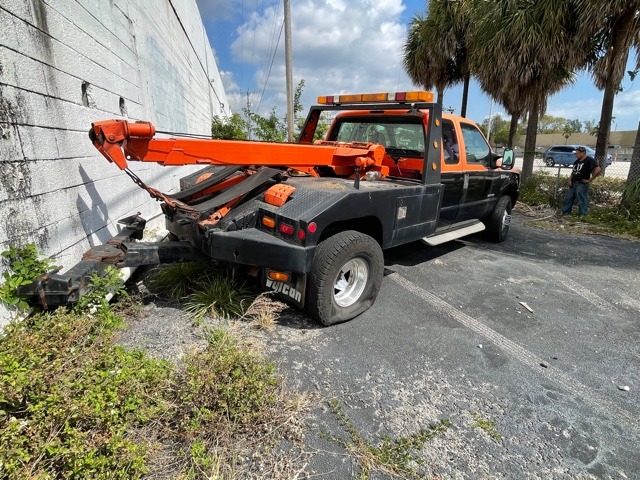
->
xmin=22 ymin=91 xmax=519 ymax=325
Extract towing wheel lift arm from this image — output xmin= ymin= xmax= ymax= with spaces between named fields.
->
xmin=89 ymin=119 xmax=389 ymax=178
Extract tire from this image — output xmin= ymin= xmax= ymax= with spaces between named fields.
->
xmin=484 ymin=195 xmax=512 ymax=243
xmin=545 ymin=157 xmax=555 ymax=167
xmin=305 ymin=231 xmax=384 ymax=326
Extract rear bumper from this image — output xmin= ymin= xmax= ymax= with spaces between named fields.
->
xmin=202 ymin=228 xmax=314 ymax=273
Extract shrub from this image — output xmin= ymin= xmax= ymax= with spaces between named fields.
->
xmin=0 ymin=244 xmax=55 ymax=313
xmin=0 ymin=309 xmax=170 ymax=479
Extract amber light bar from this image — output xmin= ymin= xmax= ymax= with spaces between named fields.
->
xmin=317 ymin=91 xmax=434 ymax=105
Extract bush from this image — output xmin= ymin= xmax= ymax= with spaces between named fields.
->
xmin=0 ymin=309 xmax=170 ymax=479
xmin=520 ymin=172 xmax=627 ymax=209
xmin=519 ymin=172 xmax=640 ymax=239
xmin=0 ymin=245 xmax=55 ymax=313
xmin=0 ymin=306 xmax=302 ymax=479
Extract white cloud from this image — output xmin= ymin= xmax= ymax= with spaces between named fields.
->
xmin=612 ymin=89 xmax=640 ymax=131
xmin=224 ymin=0 xmax=416 ymax=116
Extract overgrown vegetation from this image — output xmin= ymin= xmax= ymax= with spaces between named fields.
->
xmin=0 ymin=300 xmax=305 ymax=479
xmin=0 ymin=244 xmax=55 ymax=313
xmin=519 ymin=172 xmax=640 ymax=239
xmin=324 ymin=399 xmax=450 ymax=479
xmin=148 ymin=262 xmax=255 ymax=321
xmin=0 ymin=245 xmax=306 ymax=479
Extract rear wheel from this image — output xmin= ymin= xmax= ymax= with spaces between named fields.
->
xmin=484 ymin=195 xmax=512 ymax=243
xmin=545 ymin=157 xmax=555 ymax=167
xmin=305 ymin=231 xmax=383 ymax=326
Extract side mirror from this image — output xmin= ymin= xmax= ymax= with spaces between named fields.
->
xmin=501 ymin=148 xmax=515 ymax=170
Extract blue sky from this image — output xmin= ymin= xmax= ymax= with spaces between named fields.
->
xmin=196 ymin=0 xmax=639 ymax=132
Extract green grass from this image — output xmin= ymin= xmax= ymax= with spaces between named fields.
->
xmin=0 ymin=309 xmax=166 ymax=478
xmin=185 ymin=275 xmax=254 ymax=320
xmin=148 ymin=263 xmax=255 ymax=320
xmin=147 ymin=262 xmax=219 ymax=301
xmin=0 ymin=305 xmax=305 ymax=479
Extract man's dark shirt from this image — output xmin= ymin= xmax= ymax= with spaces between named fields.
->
xmin=571 ymin=156 xmax=597 ymax=182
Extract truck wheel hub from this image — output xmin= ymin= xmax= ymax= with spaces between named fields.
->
xmin=333 ymin=258 xmax=368 ymax=307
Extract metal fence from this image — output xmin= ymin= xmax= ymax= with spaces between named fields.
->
xmin=514 ymin=154 xmax=639 ymax=204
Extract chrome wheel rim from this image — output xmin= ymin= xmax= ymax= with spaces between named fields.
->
xmin=502 ymin=209 xmax=511 ymax=233
xmin=333 ymin=258 xmax=369 ymax=307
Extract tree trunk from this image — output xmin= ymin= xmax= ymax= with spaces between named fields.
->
xmin=595 ymin=81 xmax=615 ymax=176
xmin=508 ymin=112 xmax=520 ymax=147
xmin=436 ymin=87 xmax=444 ymax=108
xmin=595 ymin=13 xmax=633 ymax=174
xmin=522 ymin=101 xmax=540 ymax=184
xmin=460 ymin=73 xmax=470 ymax=117
xmin=621 ymin=121 xmax=640 ymax=207
xmin=626 ymin=121 xmax=640 ymax=185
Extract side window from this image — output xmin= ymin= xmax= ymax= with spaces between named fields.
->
xmin=460 ymin=123 xmax=491 ymax=166
xmin=442 ymin=121 xmax=459 ymax=165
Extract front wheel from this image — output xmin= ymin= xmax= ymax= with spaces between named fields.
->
xmin=305 ymin=231 xmax=384 ymax=326
xmin=545 ymin=157 xmax=555 ymax=167
xmin=484 ymin=195 xmax=512 ymax=243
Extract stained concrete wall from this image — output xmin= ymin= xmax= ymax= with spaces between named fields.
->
xmin=0 ymin=0 xmax=228 ymax=321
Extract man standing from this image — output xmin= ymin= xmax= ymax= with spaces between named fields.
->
xmin=561 ymin=146 xmax=601 ymax=216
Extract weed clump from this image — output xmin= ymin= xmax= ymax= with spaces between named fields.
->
xmin=324 ymin=399 xmax=450 ymax=479
xmin=148 ymin=263 xmax=254 ymax=320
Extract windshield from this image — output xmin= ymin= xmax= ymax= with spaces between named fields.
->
xmin=329 ymin=117 xmax=425 ymax=156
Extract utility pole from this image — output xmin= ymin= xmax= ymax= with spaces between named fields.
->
xmin=284 ymin=0 xmax=294 ymax=142
xmin=486 ymin=98 xmax=494 ymax=146
xmin=244 ymin=90 xmax=253 ymax=140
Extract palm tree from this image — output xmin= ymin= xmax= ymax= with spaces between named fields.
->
xmin=403 ymin=0 xmax=471 ymax=114
xmin=628 ymin=122 xmax=640 ymax=185
xmin=581 ymin=1 xmax=640 ymax=171
xmin=467 ymin=0 xmax=588 ymax=182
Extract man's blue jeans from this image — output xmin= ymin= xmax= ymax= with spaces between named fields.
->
xmin=562 ymin=182 xmax=590 ymax=215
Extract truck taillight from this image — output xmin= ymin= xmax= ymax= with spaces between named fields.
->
xmin=279 ymin=223 xmax=295 ymax=236
xmin=317 ymin=91 xmax=434 ymax=105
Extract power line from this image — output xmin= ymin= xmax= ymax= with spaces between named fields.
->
xmin=256 ymin=18 xmax=284 ymax=114
xmin=240 ymin=0 xmax=244 ymax=91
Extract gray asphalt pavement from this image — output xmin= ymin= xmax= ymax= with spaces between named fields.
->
xmin=261 ymin=214 xmax=640 ymax=479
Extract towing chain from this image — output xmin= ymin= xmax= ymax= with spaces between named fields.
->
xmin=124 ymin=168 xmax=197 ymax=214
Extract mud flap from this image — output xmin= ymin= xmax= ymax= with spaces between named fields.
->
xmin=261 ymin=269 xmax=307 ymax=308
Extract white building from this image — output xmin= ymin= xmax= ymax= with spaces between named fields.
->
xmin=0 ymin=0 xmax=227 ymax=323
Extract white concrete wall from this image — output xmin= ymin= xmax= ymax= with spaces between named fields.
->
xmin=0 ymin=0 xmax=227 ymax=322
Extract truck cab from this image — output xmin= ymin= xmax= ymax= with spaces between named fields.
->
xmin=321 ymin=102 xmax=518 ymax=240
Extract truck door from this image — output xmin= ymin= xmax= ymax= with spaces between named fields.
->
xmin=457 ymin=122 xmax=495 ymax=221
xmin=437 ymin=120 xmax=464 ymax=230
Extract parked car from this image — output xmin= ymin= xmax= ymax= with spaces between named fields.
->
xmin=544 ymin=145 xmax=612 ymax=167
